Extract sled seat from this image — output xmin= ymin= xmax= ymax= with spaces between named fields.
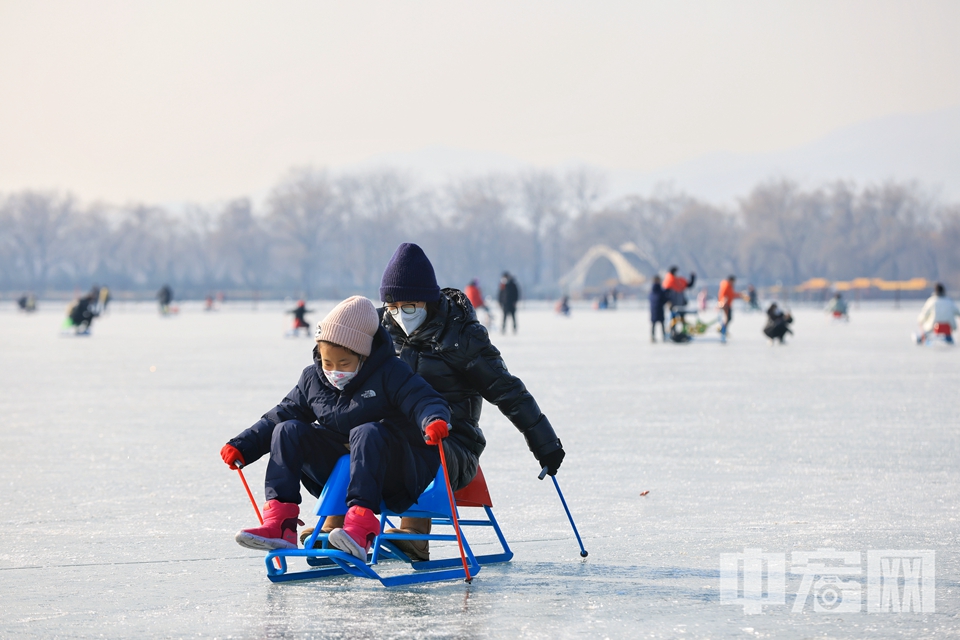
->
xmin=933 ymin=323 xmax=953 ymax=337
xmin=264 ymin=455 xmax=512 ymax=585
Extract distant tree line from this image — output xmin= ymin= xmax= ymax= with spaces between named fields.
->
xmin=1 ymin=167 xmax=958 ymax=299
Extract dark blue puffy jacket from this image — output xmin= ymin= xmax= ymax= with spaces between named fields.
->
xmin=649 ymin=283 xmax=666 ymax=322
xmin=228 ymin=325 xmax=451 ymax=464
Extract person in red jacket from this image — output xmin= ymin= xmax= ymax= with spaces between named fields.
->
xmin=464 ymin=278 xmax=493 ymax=325
xmin=717 ymin=275 xmax=743 ymax=343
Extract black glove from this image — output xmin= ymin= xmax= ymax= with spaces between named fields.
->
xmin=537 ymin=446 xmax=565 ymax=476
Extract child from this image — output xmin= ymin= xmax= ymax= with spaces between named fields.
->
xmin=286 ymin=299 xmax=312 ymax=336
xmin=220 ymin=296 xmax=451 ymax=560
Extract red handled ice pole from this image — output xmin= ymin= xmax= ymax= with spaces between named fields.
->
xmin=431 ymin=435 xmax=472 ymax=583
xmin=235 ymin=463 xmax=263 ymax=525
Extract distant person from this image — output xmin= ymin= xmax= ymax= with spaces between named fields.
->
xmin=717 ymin=275 xmax=743 ymax=343
xmin=824 ymin=292 xmax=849 ymax=321
xmin=97 ymin=286 xmax=111 ymax=313
xmin=17 ymin=293 xmax=37 ymax=312
xmin=596 ymin=292 xmax=609 ymax=310
xmin=498 ymin=271 xmax=520 ymax=334
xmin=763 ymin=303 xmax=793 ymax=344
xmin=287 ymin=300 xmax=313 ymax=336
xmin=915 ymin=283 xmax=960 ymax=345
xmin=696 ymin=287 xmax=708 ymax=312
xmin=555 ymin=295 xmax=571 ymax=316
xmin=157 ymin=285 xmax=173 ymax=315
xmin=464 ymin=278 xmax=493 ymax=325
xmin=662 ymin=266 xmax=696 ymax=330
xmin=661 ymin=266 xmax=696 ymax=308
xmin=609 ymin=287 xmax=619 ymax=309
xmin=648 ymin=276 xmax=667 ymax=342
xmin=66 ymin=293 xmax=98 ymax=335
xmin=205 ymin=294 xmax=216 ymax=311
xmin=747 ymin=285 xmax=760 ymax=311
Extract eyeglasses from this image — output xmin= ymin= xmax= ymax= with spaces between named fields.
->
xmin=384 ymin=303 xmax=420 ymax=316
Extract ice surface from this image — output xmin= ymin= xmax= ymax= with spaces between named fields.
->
xmin=0 ymin=299 xmax=957 ymax=638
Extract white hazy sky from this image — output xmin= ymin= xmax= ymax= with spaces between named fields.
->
xmin=1 ymin=1 xmax=959 ymax=203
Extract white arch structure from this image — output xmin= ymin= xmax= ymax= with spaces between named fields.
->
xmin=559 ymin=244 xmax=647 ymax=294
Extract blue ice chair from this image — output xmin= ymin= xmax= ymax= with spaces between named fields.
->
xmin=264 ymin=455 xmax=512 ymax=585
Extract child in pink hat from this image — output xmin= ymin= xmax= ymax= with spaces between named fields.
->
xmin=221 ymin=295 xmax=451 ymax=560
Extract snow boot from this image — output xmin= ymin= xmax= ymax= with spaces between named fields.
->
xmin=327 ymin=506 xmax=380 ymax=561
xmin=299 ymin=515 xmax=345 ymax=547
xmin=385 ymin=517 xmax=431 ymax=562
xmin=235 ymin=500 xmax=303 ymax=551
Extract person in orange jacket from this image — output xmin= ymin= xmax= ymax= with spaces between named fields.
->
xmin=717 ymin=275 xmax=743 ymax=343
xmin=662 ymin=266 xmax=696 ymax=339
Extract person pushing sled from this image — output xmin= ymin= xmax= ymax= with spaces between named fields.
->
xmin=221 ymin=296 xmax=452 ymax=561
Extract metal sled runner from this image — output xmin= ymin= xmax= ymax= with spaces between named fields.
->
xmin=263 ymin=455 xmax=513 ymax=585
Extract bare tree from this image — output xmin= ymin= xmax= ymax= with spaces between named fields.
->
xmin=267 ymin=167 xmax=342 ymax=298
xmin=739 ymin=180 xmax=826 ymax=284
xmin=213 ymin=198 xmax=271 ymax=292
xmin=519 ymin=171 xmax=567 ymax=291
xmin=339 ymin=169 xmax=422 ymax=292
xmin=0 ymin=191 xmax=76 ymax=293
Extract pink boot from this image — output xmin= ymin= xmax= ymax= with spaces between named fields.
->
xmin=235 ymin=500 xmax=303 ymax=550
xmin=327 ymin=506 xmax=380 ymax=561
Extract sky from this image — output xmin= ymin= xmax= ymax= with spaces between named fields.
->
xmin=1 ymin=1 xmax=959 ymax=204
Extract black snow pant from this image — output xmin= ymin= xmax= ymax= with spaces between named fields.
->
xmin=501 ymin=307 xmax=517 ymax=333
xmin=264 ymin=420 xmax=440 ymax=514
xmin=651 ymin=319 xmax=665 ymax=341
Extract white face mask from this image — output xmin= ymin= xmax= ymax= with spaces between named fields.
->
xmin=323 ymin=363 xmax=360 ymax=390
xmin=396 ymin=306 xmax=428 ymax=336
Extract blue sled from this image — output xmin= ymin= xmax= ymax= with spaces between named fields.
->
xmin=263 ymin=456 xmax=512 ymax=585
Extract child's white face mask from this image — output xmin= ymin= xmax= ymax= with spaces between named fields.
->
xmin=397 ymin=307 xmax=428 ymax=335
xmin=324 ymin=363 xmax=360 ymax=390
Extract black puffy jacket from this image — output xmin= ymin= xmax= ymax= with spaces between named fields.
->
xmin=381 ymin=288 xmax=562 ymax=464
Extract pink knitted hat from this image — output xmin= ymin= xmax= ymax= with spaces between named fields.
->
xmin=315 ymin=296 xmax=379 ymax=356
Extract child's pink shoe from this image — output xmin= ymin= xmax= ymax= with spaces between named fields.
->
xmin=327 ymin=506 xmax=380 ymax=561
xmin=235 ymin=500 xmax=303 ymax=550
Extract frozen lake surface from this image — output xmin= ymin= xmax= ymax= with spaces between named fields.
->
xmin=1 ymin=299 xmax=957 ymax=638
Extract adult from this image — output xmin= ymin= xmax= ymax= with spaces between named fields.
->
xmin=68 ymin=293 xmax=98 ymax=334
xmin=17 ymin=293 xmax=37 ymax=312
xmin=717 ymin=275 xmax=742 ymax=343
xmin=374 ymin=242 xmax=565 ymax=560
xmin=661 ymin=266 xmax=696 ymax=309
xmin=661 ymin=266 xmax=696 ymax=338
xmin=916 ymin=283 xmax=960 ymax=344
xmin=763 ymin=303 xmax=793 ymax=344
xmin=648 ymin=275 xmax=667 ymax=342
xmin=157 ymin=284 xmax=173 ymax=315
xmin=497 ymin=271 xmax=520 ymax=334
xmin=464 ymin=278 xmax=493 ymax=325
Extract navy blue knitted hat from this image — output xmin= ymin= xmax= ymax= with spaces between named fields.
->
xmin=379 ymin=243 xmax=441 ymax=303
